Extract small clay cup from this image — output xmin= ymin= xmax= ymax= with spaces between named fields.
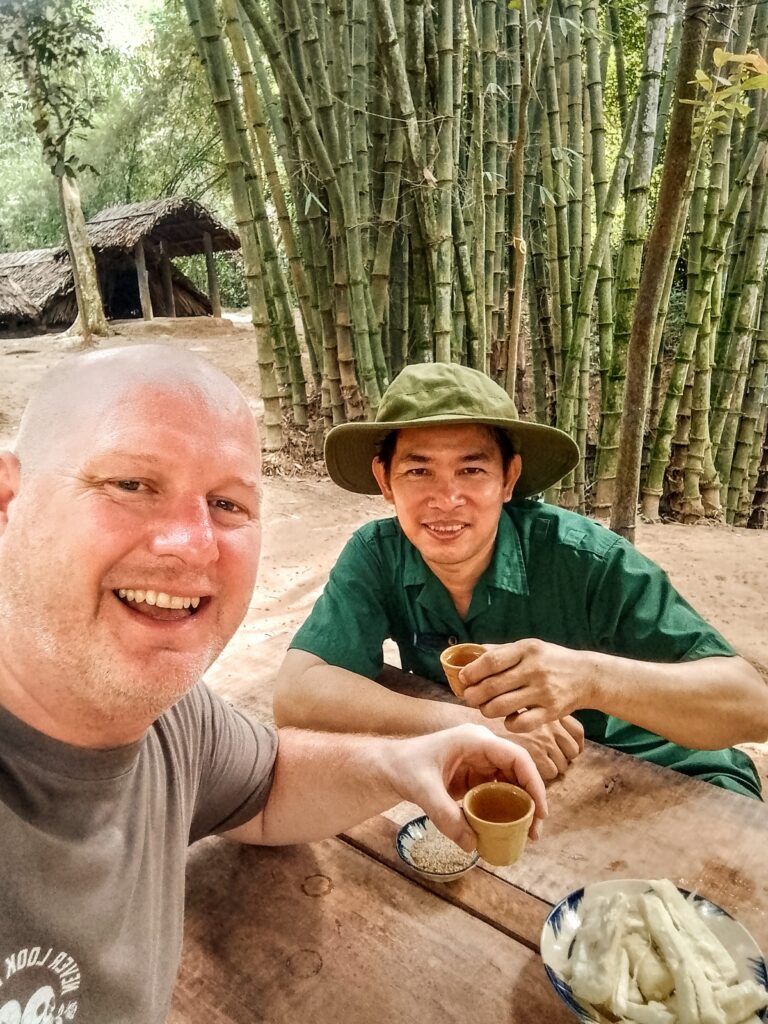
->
xmin=440 ymin=643 xmax=486 ymax=698
xmin=462 ymin=781 xmax=535 ymax=866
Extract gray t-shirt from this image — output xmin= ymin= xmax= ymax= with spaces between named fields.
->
xmin=0 ymin=681 xmax=278 ymax=1024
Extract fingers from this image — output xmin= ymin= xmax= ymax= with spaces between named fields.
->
xmin=561 ymin=714 xmax=585 ymax=751
xmin=421 ymin=792 xmax=478 ymax=852
xmin=470 ymin=688 xmax=535 ymax=720
xmin=502 ymin=706 xmax=555 ymax=732
xmin=553 ymin=724 xmax=582 ymax=763
xmin=458 ymin=641 xmax=526 ymax=689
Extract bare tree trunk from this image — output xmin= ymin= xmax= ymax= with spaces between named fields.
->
xmin=57 ymin=174 xmax=109 ymax=347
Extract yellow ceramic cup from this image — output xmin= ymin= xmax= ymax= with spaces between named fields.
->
xmin=439 ymin=642 xmax=486 ymax=698
xmin=463 ymin=781 xmax=535 ymax=866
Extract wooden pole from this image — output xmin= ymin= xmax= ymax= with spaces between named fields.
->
xmin=133 ymin=241 xmax=153 ymax=321
xmin=160 ymin=240 xmax=176 ymax=317
xmin=203 ymin=232 xmax=221 ymax=317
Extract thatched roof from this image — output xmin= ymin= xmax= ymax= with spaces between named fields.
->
xmin=86 ymin=197 xmax=240 ymax=257
xmin=0 ymin=248 xmax=72 ymax=318
xmin=0 ymin=272 xmax=39 ymax=320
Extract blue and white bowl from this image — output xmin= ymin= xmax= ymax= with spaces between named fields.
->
xmin=540 ymin=878 xmax=768 ymax=1024
xmin=395 ymin=815 xmax=479 ymax=883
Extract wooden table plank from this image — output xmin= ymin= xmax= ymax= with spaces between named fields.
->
xmin=170 ymin=835 xmax=572 ymax=1024
xmin=341 ymin=814 xmax=552 ymax=950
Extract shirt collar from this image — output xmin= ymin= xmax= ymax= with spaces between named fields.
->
xmin=481 ymin=509 xmax=529 ymax=596
xmin=401 ymin=509 xmax=529 ymax=596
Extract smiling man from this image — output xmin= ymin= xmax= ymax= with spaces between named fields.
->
xmin=0 ymin=346 xmax=546 ymax=1024
xmin=275 ymin=361 xmax=768 ymax=796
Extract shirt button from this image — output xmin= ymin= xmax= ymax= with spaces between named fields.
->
xmin=448 ymin=635 xmax=458 ymax=646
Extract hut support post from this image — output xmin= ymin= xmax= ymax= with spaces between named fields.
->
xmin=203 ymin=232 xmax=221 ymax=317
xmin=160 ymin=241 xmax=176 ymax=317
xmin=134 ymin=241 xmax=153 ymax=320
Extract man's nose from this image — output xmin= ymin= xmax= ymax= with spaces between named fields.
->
xmin=428 ymin=477 xmax=467 ymax=508
xmin=148 ymin=496 xmax=218 ymax=565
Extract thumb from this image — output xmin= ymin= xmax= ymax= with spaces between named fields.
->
xmin=421 ymin=794 xmax=477 ymax=852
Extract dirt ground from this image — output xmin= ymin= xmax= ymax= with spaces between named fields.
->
xmin=1 ymin=314 xmax=767 ymax=790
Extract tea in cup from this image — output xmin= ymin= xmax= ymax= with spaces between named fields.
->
xmin=440 ymin=642 xmax=486 ymax=698
xmin=463 ymin=781 xmax=535 ymax=866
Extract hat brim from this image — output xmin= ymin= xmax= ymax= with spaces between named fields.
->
xmin=324 ymin=415 xmax=580 ymax=498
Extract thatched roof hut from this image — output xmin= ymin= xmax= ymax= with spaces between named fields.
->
xmin=86 ymin=196 xmax=239 ymax=256
xmin=0 ymin=270 xmax=41 ymax=324
xmin=0 ymin=248 xmax=73 ymax=324
xmin=0 ymin=196 xmax=240 ymax=329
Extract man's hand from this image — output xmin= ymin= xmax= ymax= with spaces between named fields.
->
xmin=460 ymin=639 xmax=597 ymax=729
xmin=497 ymin=715 xmax=584 ymax=780
xmin=380 ymin=723 xmax=548 ymax=851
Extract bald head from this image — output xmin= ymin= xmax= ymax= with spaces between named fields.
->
xmin=14 ymin=344 xmax=258 ymax=477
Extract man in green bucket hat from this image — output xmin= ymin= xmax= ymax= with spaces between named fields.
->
xmin=275 ymin=362 xmax=767 ymax=797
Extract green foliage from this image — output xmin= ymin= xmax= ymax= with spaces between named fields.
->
xmin=0 ymin=0 xmax=235 ymax=252
xmin=176 ymin=251 xmax=248 ymax=309
xmin=682 ymin=49 xmax=768 ymax=141
xmin=0 ymin=0 xmax=102 ymax=178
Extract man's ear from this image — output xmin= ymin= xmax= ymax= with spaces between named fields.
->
xmin=503 ymin=454 xmax=523 ymax=502
xmin=0 ymin=451 xmax=20 ymax=532
xmin=371 ymin=457 xmax=395 ymax=504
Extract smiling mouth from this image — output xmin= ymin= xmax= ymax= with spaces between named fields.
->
xmin=423 ymin=523 xmax=468 ymax=539
xmin=113 ymin=589 xmax=205 ymax=620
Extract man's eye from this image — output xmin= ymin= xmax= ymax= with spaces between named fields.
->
xmin=461 ymin=467 xmax=485 ymax=475
xmin=114 ymin=480 xmax=143 ymax=492
xmin=405 ymin=468 xmax=428 ymax=477
xmin=211 ymin=498 xmax=243 ymax=514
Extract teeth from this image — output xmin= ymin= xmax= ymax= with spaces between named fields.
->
xmin=116 ymin=589 xmax=202 ymax=610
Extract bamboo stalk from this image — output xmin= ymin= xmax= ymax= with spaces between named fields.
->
xmin=186 ymin=0 xmax=282 ymax=449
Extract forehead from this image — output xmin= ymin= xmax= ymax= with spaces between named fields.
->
xmin=72 ymin=384 xmax=260 ymax=475
xmin=393 ymin=424 xmax=500 ymax=458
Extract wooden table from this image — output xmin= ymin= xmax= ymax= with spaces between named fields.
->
xmin=169 ymin=740 xmax=768 ymax=1023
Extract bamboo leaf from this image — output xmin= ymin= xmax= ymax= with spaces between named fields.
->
xmin=712 ymin=47 xmax=729 ymax=69
xmin=741 ymin=74 xmax=768 ymax=91
xmin=694 ymin=69 xmax=712 ymax=91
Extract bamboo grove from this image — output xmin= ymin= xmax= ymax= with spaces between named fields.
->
xmin=183 ymin=0 xmax=768 ymax=534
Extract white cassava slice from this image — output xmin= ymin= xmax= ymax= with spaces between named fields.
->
xmin=609 ymin=946 xmax=632 ymax=1017
xmin=717 ymin=980 xmax=768 ymax=1024
xmin=621 ymin=999 xmax=677 ymax=1024
xmin=570 ymin=893 xmax=628 ymax=1006
xmin=650 ymin=880 xmax=738 ymax=986
xmin=640 ymin=893 xmax=726 ymax=1024
xmin=624 ymin=929 xmax=676 ymax=1003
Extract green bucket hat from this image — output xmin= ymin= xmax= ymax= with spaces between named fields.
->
xmin=324 ymin=362 xmax=579 ymax=498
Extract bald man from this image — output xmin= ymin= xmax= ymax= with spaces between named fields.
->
xmin=0 ymin=346 xmax=546 ymax=1023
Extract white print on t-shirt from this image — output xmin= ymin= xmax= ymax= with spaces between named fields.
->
xmin=0 ymin=947 xmax=80 ymax=1023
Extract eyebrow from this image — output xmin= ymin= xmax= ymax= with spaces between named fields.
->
xmin=85 ymin=452 xmax=261 ymax=491
xmin=398 ymin=451 xmax=494 ymax=464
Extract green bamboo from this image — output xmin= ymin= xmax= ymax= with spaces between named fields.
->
xmin=186 ymin=0 xmax=282 ymax=449
xmin=433 ymin=0 xmax=455 ymax=364
xmin=727 ymin=298 xmax=768 ymax=522
xmin=593 ymin=0 xmax=669 ymax=518
xmin=641 ymin=123 xmax=768 ymax=517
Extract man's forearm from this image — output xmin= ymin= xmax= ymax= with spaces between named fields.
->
xmin=589 ymin=653 xmax=768 ymax=749
xmin=229 ymin=728 xmax=403 ymax=845
xmin=274 ymin=652 xmax=478 ymax=736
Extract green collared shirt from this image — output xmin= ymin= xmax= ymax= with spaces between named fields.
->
xmin=291 ymin=500 xmax=760 ymax=799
